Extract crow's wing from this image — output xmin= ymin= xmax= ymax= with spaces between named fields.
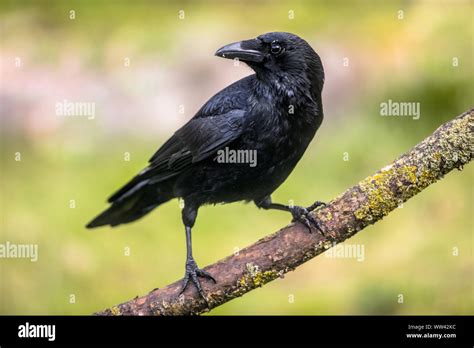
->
xmin=107 ymin=108 xmax=246 ymax=203
xmin=107 ymin=75 xmax=254 ymax=203
xmin=152 ymin=109 xmax=245 ymax=163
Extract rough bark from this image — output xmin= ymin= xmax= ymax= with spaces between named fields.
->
xmin=96 ymin=109 xmax=473 ymax=316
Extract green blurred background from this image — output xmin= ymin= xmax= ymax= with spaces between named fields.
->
xmin=0 ymin=0 xmax=472 ymax=315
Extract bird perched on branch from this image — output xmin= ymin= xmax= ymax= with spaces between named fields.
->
xmin=87 ymin=32 xmax=326 ymax=300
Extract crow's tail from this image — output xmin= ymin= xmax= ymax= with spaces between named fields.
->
xmin=86 ymin=181 xmax=173 ymax=228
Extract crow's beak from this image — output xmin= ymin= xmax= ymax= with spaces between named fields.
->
xmin=215 ymin=40 xmax=264 ymax=63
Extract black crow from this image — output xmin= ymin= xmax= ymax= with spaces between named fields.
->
xmin=87 ymin=32 xmax=325 ymax=299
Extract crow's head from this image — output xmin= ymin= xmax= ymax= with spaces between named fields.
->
xmin=215 ymin=32 xmax=324 ymax=93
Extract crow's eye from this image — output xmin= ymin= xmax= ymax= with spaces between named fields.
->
xmin=270 ymin=41 xmax=283 ymax=55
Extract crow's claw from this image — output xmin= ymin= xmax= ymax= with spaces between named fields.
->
xmin=306 ymin=200 xmax=327 ymax=211
xmin=290 ymin=205 xmax=325 ymax=235
xmin=179 ymin=258 xmax=215 ymax=302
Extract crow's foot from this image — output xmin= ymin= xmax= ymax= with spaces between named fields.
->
xmin=179 ymin=258 xmax=216 ymax=301
xmin=290 ymin=205 xmax=325 ymax=235
xmin=306 ymin=200 xmax=327 ymax=211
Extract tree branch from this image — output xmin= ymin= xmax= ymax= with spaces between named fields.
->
xmin=95 ymin=109 xmax=473 ymax=316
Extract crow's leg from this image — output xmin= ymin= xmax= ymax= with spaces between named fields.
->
xmin=179 ymin=203 xmax=216 ymax=300
xmin=255 ymin=195 xmax=326 ymax=235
